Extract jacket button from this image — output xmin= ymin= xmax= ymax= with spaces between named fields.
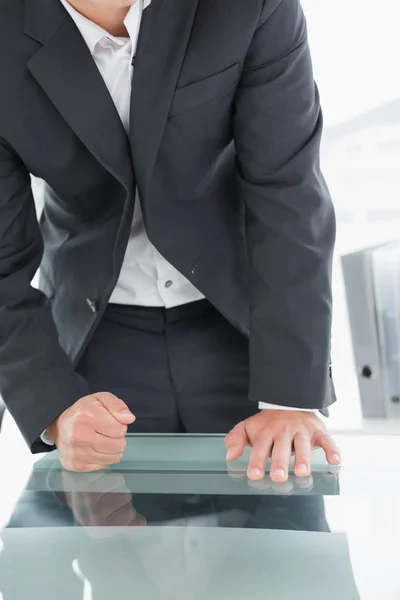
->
xmin=86 ymin=298 xmax=98 ymax=313
xmin=190 ymin=258 xmax=201 ymax=276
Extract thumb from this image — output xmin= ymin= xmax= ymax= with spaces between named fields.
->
xmin=95 ymin=392 xmax=136 ymax=425
xmin=224 ymin=421 xmax=248 ymax=461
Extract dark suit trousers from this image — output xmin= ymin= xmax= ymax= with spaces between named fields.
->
xmin=75 ymin=300 xmax=257 ymax=433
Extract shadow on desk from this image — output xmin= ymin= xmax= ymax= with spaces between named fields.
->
xmin=0 ymin=469 xmax=361 ymax=600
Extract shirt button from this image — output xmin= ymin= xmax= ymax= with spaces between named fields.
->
xmin=86 ymin=298 xmax=98 ymax=313
xmin=165 ymin=280 xmax=173 ymax=288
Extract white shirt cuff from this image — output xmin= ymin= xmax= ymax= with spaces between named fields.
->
xmin=40 ymin=430 xmax=56 ymax=446
xmin=258 ymin=402 xmax=317 ymax=412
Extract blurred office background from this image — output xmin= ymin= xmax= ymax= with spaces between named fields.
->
xmin=302 ymin=0 xmax=400 ymax=431
xmin=3 ymin=0 xmax=400 ymax=460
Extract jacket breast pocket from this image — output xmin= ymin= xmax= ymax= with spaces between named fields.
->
xmin=169 ymin=62 xmax=241 ymax=118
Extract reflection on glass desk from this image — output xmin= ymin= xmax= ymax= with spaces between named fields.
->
xmin=0 ymin=434 xmax=399 ymax=600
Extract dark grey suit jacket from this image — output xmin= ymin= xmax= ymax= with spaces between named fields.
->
xmin=0 ymin=0 xmax=336 ymax=452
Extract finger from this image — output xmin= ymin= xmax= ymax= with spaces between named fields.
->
xmin=270 ymin=430 xmax=293 ymax=482
xmin=90 ymin=404 xmax=129 ymax=439
xmin=74 ymin=447 xmax=123 ymax=466
xmin=247 ymin=435 xmax=273 ymax=481
xmin=315 ymin=432 xmax=341 ymax=465
xmin=62 ymin=459 xmax=105 ymax=473
xmin=225 ymin=422 xmax=248 ymax=461
xmin=95 ymin=392 xmax=136 ymax=425
xmin=293 ymin=432 xmax=312 ymax=477
xmin=90 ymin=432 xmax=127 ymax=456
xmin=76 ymin=464 xmax=105 ymax=473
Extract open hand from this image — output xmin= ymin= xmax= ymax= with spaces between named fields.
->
xmin=225 ymin=410 xmax=341 ymax=483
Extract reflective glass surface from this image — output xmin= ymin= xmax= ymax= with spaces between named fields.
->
xmin=0 ymin=434 xmax=399 ymax=599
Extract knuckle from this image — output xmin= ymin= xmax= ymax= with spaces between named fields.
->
xmin=296 ymin=455 xmax=310 ymax=464
xmin=98 ymin=391 xmax=116 ymax=400
xmin=98 ymin=392 xmax=121 ymax=407
xmin=80 ymin=396 xmax=98 ymax=410
xmin=67 ymin=459 xmax=84 ymax=472
xmin=253 ymin=431 xmax=271 ymax=446
xmin=225 ymin=431 xmax=238 ymax=448
xmin=280 ymin=425 xmax=293 ymax=437
xmin=72 ymin=410 xmax=93 ymax=426
xmin=111 ymin=453 xmax=123 ymax=465
xmin=69 ymin=427 xmax=88 ymax=447
xmin=69 ymin=432 xmax=80 ymax=446
xmin=230 ymin=421 xmax=244 ymax=434
xmin=75 ymin=395 xmax=89 ymax=406
xmin=249 ymin=444 xmax=265 ymax=458
xmin=108 ymin=441 xmax=124 ymax=455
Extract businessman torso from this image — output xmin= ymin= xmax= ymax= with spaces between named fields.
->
xmin=0 ymin=0 xmax=336 ymax=449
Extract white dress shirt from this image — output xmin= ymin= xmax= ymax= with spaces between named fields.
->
xmin=60 ymin=0 xmax=205 ymax=309
xmin=41 ymin=0 xmax=314 ymax=445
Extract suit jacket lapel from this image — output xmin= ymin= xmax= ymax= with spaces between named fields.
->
xmin=130 ymin=0 xmax=200 ymax=201
xmin=24 ymin=0 xmax=134 ymax=194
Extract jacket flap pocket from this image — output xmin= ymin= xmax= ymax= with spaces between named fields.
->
xmin=169 ymin=62 xmax=240 ymax=117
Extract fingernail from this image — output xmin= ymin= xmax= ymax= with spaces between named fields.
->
xmin=331 ymin=454 xmax=341 ymax=464
xmin=120 ymin=410 xmax=134 ymax=418
xmin=296 ymin=464 xmax=308 ymax=475
xmin=272 ymin=468 xmax=285 ymax=479
xmin=249 ymin=468 xmax=262 ymax=478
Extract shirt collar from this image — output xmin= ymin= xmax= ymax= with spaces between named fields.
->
xmin=59 ymin=0 xmax=152 ymax=55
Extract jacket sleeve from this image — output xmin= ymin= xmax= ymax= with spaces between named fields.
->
xmin=233 ymin=0 xmax=336 ymax=409
xmin=0 ymin=137 xmax=90 ymax=452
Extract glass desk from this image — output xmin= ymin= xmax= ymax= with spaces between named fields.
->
xmin=0 ymin=433 xmax=399 ymax=600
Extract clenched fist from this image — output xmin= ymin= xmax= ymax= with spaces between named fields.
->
xmin=46 ymin=392 xmax=136 ymax=472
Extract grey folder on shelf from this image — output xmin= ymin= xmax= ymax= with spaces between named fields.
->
xmin=342 ymin=241 xmax=400 ymax=418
